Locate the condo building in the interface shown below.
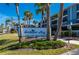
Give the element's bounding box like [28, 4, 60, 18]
[38, 4, 79, 37]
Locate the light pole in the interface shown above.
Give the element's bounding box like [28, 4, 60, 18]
[67, 19, 72, 48]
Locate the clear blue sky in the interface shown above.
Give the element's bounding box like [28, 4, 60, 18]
[0, 3, 73, 25]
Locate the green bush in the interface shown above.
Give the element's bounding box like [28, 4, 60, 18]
[8, 40, 66, 50]
[10, 29, 17, 33]
[29, 40, 66, 50]
[30, 40, 47, 43]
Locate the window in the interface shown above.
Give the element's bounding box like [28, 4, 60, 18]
[77, 12, 79, 19]
[51, 20, 57, 24]
[62, 26, 68, 30]
[63, 10, 68, 16]
[72, 25, 79, 30]
[63, 16, 68, 22]
[76, 4, 79, 10]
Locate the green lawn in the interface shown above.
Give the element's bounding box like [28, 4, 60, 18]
[0, 33, 79, 55]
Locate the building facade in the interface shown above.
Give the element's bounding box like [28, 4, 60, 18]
[38, 4, 79, 37]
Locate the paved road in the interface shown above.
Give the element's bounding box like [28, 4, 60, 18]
[61, 48, 79, 55]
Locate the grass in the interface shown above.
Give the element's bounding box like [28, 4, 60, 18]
[0, 33, 18, 40]
[0, 33, 79, 55]
[0, 33, 18, 51]
[1, 44, 79, 55]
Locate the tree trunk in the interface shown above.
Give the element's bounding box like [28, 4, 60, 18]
[29, 20, 30, 27]
[24, 20, 26, 26]
[46, 3, 51, 41]
[54, 3, 64, 41]
[40, 9, 44, 27]
[16, 4, 22, 44]
[42, 9, 44, 21]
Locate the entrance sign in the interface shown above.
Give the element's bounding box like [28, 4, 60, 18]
[21, 28, 47, 37]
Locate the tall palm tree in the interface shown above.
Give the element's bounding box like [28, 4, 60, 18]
[46, 3, 51, 40]
[24, 11, 33, 27]
[33, 20, 38, 27]
[5, 19, 10, 26]
[35, 3, 46, 27]
[5, 18, 11, 33]
[22, 16, 27, 26]
[0, 23, 4, 33]
[28, 13, 32, 26]
[35, 3, 51, 40]
[54, 3, 64, 41]
[15, 3, 22, 44]
[6, 3, 22, 44]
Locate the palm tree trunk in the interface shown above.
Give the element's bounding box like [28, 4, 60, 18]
[42, 9, 44, 21]
[24, 20, 26, 26]
[54, 3, 64, 41]
[15, 4, 22, 44]
[46, 3, 51, 41]
[29, 20, 30, 27]
[40, 9, 44, 27]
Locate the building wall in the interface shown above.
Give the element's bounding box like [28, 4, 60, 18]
[38, 4, 79, 37]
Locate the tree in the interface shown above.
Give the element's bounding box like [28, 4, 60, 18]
[0, 23, 4, 33]
[22, 16, 27, 26]
[35, 3, 51, 40]
[35, 3, 46, 27]
[46, 3, 51, 40]
[5, 18, 11, 33]
[15, 3, 22, 44]
[5, 18, 10, 26]
[54, 3, 64, 41]
[33, 20, 38, 27]
[6, 3, 22, 44]
[24, 11, 33, 27]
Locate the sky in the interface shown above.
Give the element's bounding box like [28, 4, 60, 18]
[0, 3, 73, 25]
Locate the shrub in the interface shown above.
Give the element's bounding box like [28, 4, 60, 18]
[30, 40, 47, 43]
[51, 40, 66, 49]
[8, 40, 66, 50]
[29, 40, 66, 50]
[10, 29, 17, 33]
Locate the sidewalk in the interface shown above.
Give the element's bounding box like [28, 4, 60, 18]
[58, 38, 79, 55]
[58, 39, 79, 45]
[61, 48, 79, 55]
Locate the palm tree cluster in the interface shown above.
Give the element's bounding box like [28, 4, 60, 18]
[5, 3, 64, 44]
[23, 11, 33, 27]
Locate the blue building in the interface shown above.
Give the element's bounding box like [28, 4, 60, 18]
[39, 4, 79, 37]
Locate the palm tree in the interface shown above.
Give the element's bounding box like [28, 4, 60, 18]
[46, 3, 51, 40]
[33, 20, 38, 27]
[5, 18, 11, 33]
[5, 18, 10, 26]
[15, 3, 22, 44]
[54, 3, 64, 41]
[24, 11, 33, 27]
[22, 16, 27, 26]
[28, 13, 32, 26]
[6, 3, 22, 44]
[35, 3, 46, 27]
[0, 23, 4, 33]
[35, 3, 51, 40]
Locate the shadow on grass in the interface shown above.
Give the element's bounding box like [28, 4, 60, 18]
[0, 39, 18, 51]
[0, 42, 19, 51]
[0, 39, 17, 45]
[0, 39, 8, 45]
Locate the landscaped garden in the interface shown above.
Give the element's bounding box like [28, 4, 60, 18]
[0, 34, 79, 55]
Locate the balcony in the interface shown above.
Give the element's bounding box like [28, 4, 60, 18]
[62, 22, 68, 25]
[51, 20, 57, 24]
[51, 24, 57, 27]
